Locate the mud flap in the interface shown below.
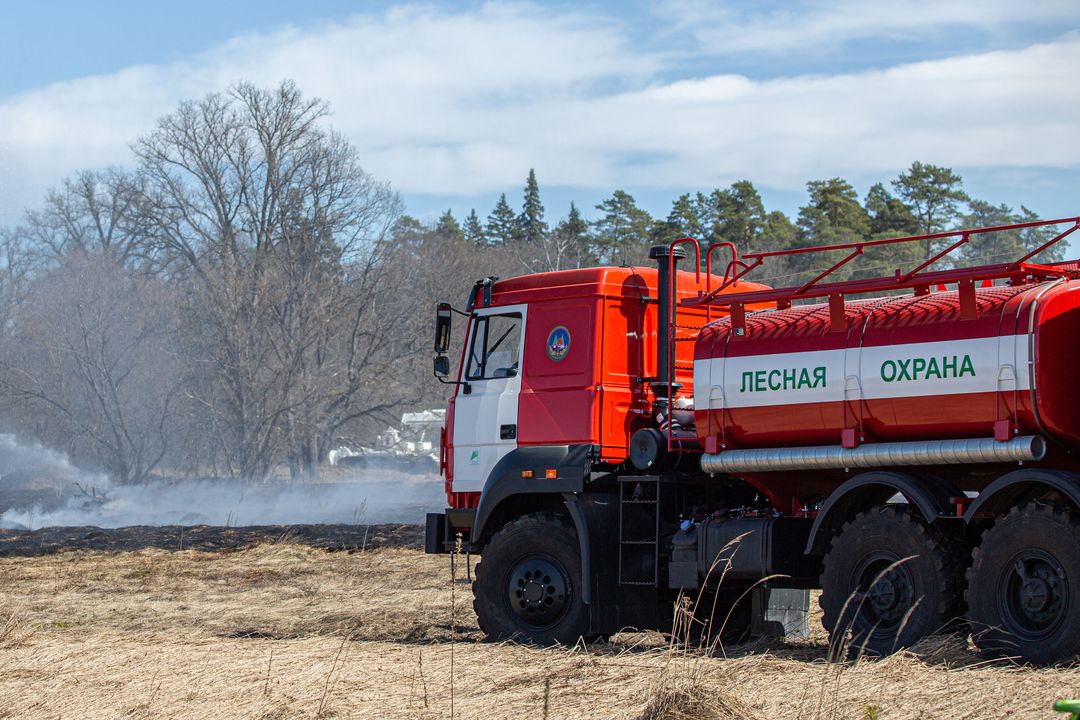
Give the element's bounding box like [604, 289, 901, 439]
[564, 490, 668, 635]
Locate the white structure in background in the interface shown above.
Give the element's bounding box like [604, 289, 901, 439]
[329, 409, 445, 474]
[380, 410, 444, 454]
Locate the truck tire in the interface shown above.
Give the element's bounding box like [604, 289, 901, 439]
[472, 513, 590, 645]
[820, 506, 963, 659]
[966, 503, 1080, 665]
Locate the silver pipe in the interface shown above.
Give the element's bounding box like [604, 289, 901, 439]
[700, 435, 1046, 474]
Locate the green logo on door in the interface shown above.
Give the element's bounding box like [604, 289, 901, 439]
[546, 325, 571, 361]
[470, 449, 480, 465]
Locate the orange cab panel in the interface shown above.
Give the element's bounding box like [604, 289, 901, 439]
[485, 265, 752, 462]
[518, 300, 598, 446]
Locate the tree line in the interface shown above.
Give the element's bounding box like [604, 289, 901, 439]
[0, 81, 1065, 484]
[420, 163, 1062, 284]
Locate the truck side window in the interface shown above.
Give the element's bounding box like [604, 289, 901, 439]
[466, 313, 522, 380]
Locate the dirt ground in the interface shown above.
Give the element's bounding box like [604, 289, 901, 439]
[0, 534, 1076, 719]
[0, 523, 423, 557]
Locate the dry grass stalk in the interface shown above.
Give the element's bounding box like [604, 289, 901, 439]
[0, 610, 30, 649]
[263, 647, 274, 696]
[316, 633, 350, 718]
[417, 649, 430, 710]
[450, 532, 464, 720]
[636, 668, 762, 720]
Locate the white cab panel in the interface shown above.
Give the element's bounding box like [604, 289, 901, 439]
[452, 304, 527, 493]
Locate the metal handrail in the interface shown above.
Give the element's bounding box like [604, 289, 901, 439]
[664, 238, 700, 452]
[688, 216, 1080, 308]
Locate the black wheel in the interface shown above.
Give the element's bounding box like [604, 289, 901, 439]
[472, 513, 590, 645]
[966, 503, 1080, 665]
[820, 506, 963, 659]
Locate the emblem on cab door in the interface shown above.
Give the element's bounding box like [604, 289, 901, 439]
[546, 326, 571, 362]
[470, 449, 480, 465]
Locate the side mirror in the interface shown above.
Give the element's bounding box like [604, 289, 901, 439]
[434, 355, 450, 377]
[434, 303, 452, 354]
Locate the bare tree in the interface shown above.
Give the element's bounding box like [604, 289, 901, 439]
[131, 80, 402, 480]
[0, 226, 34, 338]
[23, 168, 148, 267]
[0, 80, 619, 485]
[0, 253, 182, 483]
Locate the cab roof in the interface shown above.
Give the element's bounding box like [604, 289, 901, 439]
[484, 266, 765, 307]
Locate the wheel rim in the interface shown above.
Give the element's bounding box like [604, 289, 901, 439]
[505, 557, 570, 629]
[998, 549, 1069, 642]
[853, 552, 915, 633]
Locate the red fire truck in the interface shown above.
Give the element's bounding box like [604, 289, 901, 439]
[426, 215, 1080, 664]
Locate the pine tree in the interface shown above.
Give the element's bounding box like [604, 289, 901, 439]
[788, 178, 872, 282]
[865, 182, 918, 238]
[960, 203, 1062, 266]
[733, 210, 797, 286]
[652, 193, 704, 245]
[1015, 206, 1064, 263]
[486, 193, 517, 246]
[796, 179, 871, 246]
[551, 201, 592, 268]
[593, 190, 653, 264]
[762, 211, 797, 250]
[715, 181, 767, 254]
[518, 169, 547, 244]
[857, 183, 922, 276]
[684, 181, 771, 259]
[390, 215, 427, 245]
[533, 202, 592, 271]
[559, 202, 588, 241]
[891, 162, 969, 258]
[463, 208, 485, 245]
[435, 209, 464, 243]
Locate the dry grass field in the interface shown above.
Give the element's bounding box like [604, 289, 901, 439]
[0, 538, 1076, 719]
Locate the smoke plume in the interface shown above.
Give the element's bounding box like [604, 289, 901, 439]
[0, 434, 444, 530]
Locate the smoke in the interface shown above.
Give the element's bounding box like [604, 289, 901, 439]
[0, 434, 445, 530]
[0, 433, 103, 486]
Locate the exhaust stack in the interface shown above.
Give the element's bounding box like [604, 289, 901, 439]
[648, 244, 686, 400]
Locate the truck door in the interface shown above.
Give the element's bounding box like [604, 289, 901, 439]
[452, 304, 527, 493]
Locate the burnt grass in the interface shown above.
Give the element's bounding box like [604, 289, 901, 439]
[0, 522, 423, 556]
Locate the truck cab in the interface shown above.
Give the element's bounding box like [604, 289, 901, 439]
[426, 248, 778, 643]
[433, 255, 733, 508]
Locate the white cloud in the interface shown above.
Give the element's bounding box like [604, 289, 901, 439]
[1, 3, 1079, 224]
[570, 35, 1080, 187]
[0, 4, 653, 220]
[656, 0, 1080, 54]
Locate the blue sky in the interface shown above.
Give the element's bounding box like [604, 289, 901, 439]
[2, 1, 1079, 232]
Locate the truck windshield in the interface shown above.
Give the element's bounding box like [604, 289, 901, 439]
[466, 313, 521, 380]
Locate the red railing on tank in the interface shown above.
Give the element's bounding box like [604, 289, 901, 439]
[658, 215, 1080, 452]
[688, 215, 1080, 309]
